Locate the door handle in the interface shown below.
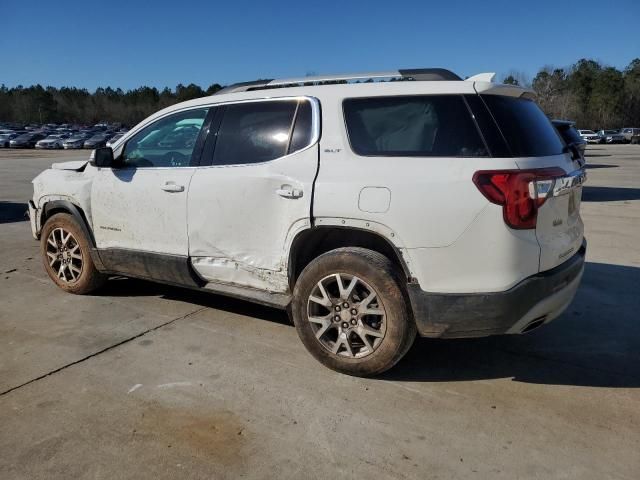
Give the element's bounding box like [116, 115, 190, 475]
[276, 186, 303, 199]
[161, 182, 185, 193]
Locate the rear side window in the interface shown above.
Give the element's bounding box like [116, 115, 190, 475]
[481, 95, 565, 157]
[289, 100, 314, 153]
[556, 125, 583, 145]
[343, 95, 487, 157]
[213, 99, 313, 166]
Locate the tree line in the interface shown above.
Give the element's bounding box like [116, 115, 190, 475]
[1, 58, 639, 129]
[504, 58, 640, 129]
[0, 83, 223, 127]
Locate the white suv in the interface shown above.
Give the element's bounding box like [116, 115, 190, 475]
[28, 68, 586, 376]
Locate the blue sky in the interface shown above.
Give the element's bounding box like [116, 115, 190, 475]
[2, 0, 639, 90]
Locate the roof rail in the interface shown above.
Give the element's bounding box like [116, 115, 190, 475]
[215, 68, 462, 95]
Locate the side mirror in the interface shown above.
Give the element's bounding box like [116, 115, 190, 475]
[91, 147, 114, 168]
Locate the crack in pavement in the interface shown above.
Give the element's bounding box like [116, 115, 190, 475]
[0, 307, 208, 397]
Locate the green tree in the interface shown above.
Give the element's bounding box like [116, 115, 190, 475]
[503, 75, 519, 85]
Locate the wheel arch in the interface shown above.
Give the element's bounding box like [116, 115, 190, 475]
[40, 200, 105, 270]
[41, 200, 96, 248]
[288, 225, 411, 289]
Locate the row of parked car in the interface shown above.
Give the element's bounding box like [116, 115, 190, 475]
[0, 123, 128, 150]
[578, 128, 640, 144]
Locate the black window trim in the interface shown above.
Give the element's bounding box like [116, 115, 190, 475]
[199, 96, 322, 168]
[341, 94, 491, 158]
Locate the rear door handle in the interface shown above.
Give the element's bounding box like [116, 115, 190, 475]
[161, 182, 185, 193]
[276, 185, 303, 199]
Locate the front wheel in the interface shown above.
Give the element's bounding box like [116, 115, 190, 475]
[292, 247, 416, 376]
[40, 213, 107, 294]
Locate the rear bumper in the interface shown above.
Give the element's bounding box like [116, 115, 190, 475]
[408, 240, 586, 338]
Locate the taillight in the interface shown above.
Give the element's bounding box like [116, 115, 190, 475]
[473, 168, 565, 229]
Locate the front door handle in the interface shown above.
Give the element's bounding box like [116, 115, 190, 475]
[276, 185, 303, 199]
[161, 182, 185, 193]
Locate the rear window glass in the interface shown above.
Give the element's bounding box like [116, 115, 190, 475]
[289, 100, 314, 153]
[343, 95, 487, 157]
[213, 101, 297, 165]
[481, 95, 564, 157]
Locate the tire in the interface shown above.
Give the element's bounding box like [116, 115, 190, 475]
[292, 247, 416, 376]
[40, 213, 107, 294]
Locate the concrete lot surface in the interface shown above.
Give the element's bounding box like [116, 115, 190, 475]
[1, 146, 639, 479]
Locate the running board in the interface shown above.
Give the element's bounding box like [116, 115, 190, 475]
[203, 281, 291, 309]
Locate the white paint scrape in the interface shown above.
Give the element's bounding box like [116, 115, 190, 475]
[156, 382, 193, 389]
[127, 384, 143, 394]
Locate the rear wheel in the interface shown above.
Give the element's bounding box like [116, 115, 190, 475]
[292, 247, 416, 376]
[40, 213, 106, 294]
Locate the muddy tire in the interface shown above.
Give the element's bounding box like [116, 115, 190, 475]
[292, 247, 416, 376]
[40, 213, 107, 294]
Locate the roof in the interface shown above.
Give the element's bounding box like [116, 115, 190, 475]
[215, 68, 464, 95]
[118, 69, 534, 142]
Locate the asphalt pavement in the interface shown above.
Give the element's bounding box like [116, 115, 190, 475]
[1, 145, 639, 479]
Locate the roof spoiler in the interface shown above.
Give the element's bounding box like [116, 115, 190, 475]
[467, 72, 535, 98]
[465, 72, 497, 82]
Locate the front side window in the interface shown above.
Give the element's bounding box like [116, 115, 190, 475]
[212, 99, 313, 166]
[343, 95, 487, 157]
[121, 108, 208, 167]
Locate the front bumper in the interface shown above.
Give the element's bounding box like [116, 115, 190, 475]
[407, 241, 586, 338]
[28, 201, 39, 239]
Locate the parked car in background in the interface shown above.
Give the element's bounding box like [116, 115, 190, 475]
[10, 132, 47, 148]
[597, 129, 625, 144]
[36, 133, 70, 149]
[578, 129, 599, 143]
[62, 133, 91, 149]
[620, 128, 640, 143]
[553, 120, 586, 157]
[0, 132, 20, 147]
[83, 133, 113, 149]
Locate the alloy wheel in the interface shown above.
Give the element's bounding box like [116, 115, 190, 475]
[45, 227, 83, 283]
[306, 273, 387, 358]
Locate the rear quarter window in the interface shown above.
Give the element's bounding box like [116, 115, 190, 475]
[343, 95, 487, 157]
[481, 95, 565, 157]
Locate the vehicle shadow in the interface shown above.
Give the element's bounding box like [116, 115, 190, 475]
[582, 186, 640, 202]
[96, 262, 639, 388]
[385, 262, 640, 388]
[99, 276, 290, 326]
[0, 201, 28, 224]
[584, 163, 618, 169]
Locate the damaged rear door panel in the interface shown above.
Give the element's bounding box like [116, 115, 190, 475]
[187, 97, 321, 293]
